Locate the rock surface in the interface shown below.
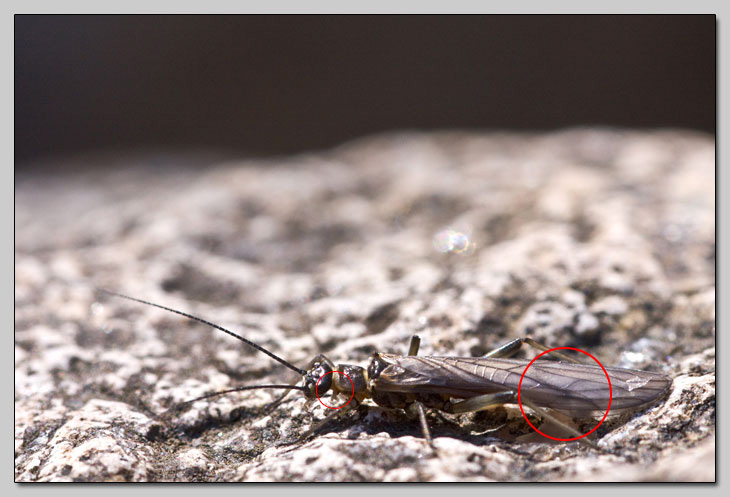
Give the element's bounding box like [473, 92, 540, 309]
[15, 129, 715, 481]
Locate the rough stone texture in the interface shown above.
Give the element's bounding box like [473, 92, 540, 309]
[15, 129, 715, 482]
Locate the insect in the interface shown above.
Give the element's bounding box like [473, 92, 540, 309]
[99, 290, 673, 448]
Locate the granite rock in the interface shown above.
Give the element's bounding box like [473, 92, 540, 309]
[15, 129, 715, 481]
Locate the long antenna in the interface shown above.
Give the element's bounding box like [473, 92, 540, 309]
[167, 384, 308, 413]
[98, 289, 307, 376]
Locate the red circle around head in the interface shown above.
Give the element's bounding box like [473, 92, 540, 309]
[517, 347, 612, 442]
[315, 371, 355, 410]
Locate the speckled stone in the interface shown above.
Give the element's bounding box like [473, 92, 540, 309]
[15, 129, 715, 481]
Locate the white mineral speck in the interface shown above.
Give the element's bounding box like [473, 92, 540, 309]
[590, 295, 629, 315]
[575, 313, 599, 334]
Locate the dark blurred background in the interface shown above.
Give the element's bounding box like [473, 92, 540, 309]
[15, 15, 715, 166]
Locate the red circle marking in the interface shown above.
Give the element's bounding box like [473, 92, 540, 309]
[315, 371, 355, 410]
[517, 347, 612, 442]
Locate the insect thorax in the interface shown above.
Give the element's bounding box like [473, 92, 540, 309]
[366, 353, 449, 410]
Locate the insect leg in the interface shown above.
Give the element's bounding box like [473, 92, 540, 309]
[405, 401, 435, 449]
[300, 402, 357, 441]
[407, 335, 421, 356]
[482, 338, 523, 358]
[264, 381, 299, 411]
[446, 390, 516, 413]
[447, 392, 597, 448]
[310, 353, 337, 371]
[519, 398, 598, 449]
[484, 337, 582, 364]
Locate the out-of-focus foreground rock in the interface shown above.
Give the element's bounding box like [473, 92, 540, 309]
[15, 129, 715, 481]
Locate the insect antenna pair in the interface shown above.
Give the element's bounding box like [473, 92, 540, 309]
[98, 291, 342, 412]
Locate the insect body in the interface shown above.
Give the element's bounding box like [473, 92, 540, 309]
[100, 290, 673, 447]
[365, 353, 672, 418]
[307, 341, 671, 446]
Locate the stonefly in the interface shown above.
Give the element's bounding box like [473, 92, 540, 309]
[99, 290, 672, 448]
